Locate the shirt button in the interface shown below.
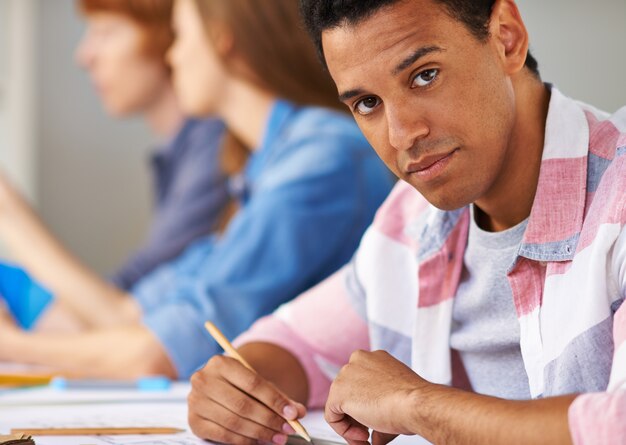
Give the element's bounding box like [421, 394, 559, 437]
[539, 261, 548, 267]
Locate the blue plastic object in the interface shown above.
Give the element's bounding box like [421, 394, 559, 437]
[50, 376, 171, 391]
[0, 263, 53, 329]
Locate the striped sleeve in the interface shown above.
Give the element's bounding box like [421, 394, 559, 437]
[234, 264, 370, 408]
[568, 224, 626, 444]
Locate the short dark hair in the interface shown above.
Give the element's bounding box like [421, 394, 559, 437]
[299, 0, 540, 77]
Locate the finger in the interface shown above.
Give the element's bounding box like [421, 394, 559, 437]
[324, 407, 370, 442]
[214, 355, 303, 420]
[189, 395, 288, 444]
[189, 411, 258, 445]
[345, 439, 370, 445]
[205, 378, 288, 433]
[371, 431, 398, 445]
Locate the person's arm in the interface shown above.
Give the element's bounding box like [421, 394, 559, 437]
[324, 349, 575, 445]
[0, 309, 175, 378]
[0, 173, 138, 327]
[566, 225, 626, 445]
[187, 261, 371, 444]
[112, 120, 229, 290]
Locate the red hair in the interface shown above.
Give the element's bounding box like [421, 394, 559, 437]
[78, 0, 174, 62]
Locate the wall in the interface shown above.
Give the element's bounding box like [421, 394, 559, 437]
[518, 0, 626, 113]
[36, 0, 154, 275]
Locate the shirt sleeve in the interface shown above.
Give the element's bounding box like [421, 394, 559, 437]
[132, 133, 386, 379]
[111, 120, 229, 290]
[234, 264, 370, 408]
[568, 224, 626, 444]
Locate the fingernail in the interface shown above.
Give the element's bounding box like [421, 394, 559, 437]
[282, 405, 297, 419]
[272, 433, 288, 445]
[282, 423, 296, 434]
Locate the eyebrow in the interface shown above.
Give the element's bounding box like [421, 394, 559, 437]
[338, 89, 365, 103]
[337, 45, 445, 103]
[392, 45, 444, 75]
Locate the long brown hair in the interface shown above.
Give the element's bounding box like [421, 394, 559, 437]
[193, 0, 346, 230]
[193, 0, 343, 114]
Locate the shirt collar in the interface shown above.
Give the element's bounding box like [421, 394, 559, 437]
[152, 118, 197, 164]
[228, 100, 297, 203]
[518, 85, 591, 262]
[244, 100, 297, 183]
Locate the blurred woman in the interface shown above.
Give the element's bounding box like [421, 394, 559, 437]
[0, 0, 229, 314]
[0, 0, 394, 379]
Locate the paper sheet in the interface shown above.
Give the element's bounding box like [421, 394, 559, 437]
[0, 402, 205, 445]
[0, 385, 431, 445]
[0, 382, 190, 406]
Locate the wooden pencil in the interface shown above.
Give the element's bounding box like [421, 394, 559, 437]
[0, 374, 54, 388]
[10, 427, 185, 436]
[205, 321, 312, 442]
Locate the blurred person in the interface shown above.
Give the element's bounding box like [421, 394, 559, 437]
[0, 0, 394, 379]
[0, 0, 231, 327]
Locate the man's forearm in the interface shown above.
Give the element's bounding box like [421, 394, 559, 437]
[412, 384, 576, 445]
[238, 342, 310, 405]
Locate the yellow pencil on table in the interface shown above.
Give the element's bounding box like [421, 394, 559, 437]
[10, 427, 184, 436]
[0, 374, 54, 388]
[204, 321, 312, 443]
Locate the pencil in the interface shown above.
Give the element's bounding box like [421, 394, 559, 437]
[0, 374, 54, 388]
[204, 321, 312, 442]
[10, 427, 185, 436]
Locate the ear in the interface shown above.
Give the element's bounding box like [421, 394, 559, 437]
[488, 0, 530, 76]
[209, 22, 235, 59]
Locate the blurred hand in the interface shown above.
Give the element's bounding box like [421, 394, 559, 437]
[188, 354, 307, 445]
[0, 301, 21, 359]
[0, 170, 15, 204]
[325, 350, 430, 445]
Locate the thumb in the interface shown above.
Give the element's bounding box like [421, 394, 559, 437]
[371, 431, 398, 445]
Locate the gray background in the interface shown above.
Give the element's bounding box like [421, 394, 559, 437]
[2, 0, 625, 275]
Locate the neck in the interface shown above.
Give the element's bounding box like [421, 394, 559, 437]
[217, 78, 275, 152]
[144, 83, 185, 139]
[474, 76, 551, 232]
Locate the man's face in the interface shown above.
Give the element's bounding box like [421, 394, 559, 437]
[323, 0, 517, 210]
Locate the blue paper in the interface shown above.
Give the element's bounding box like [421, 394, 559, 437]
[0, 263, 53, 329]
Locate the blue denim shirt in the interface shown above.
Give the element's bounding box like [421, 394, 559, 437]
[132, 101, 394, 378]
[111, 118, 229, 290]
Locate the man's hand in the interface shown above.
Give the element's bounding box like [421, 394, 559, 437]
[188, 354, 307, 445]
[325, 350, 430, 445]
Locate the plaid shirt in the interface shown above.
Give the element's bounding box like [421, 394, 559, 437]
[236, 87, 626, 444]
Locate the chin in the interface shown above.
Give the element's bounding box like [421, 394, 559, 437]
[180, 99, 213, 118]
[101, 97, 137, 118]
[420, 188, 475, 212]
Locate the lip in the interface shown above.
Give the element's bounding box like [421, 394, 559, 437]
[405, 148, 458, 181]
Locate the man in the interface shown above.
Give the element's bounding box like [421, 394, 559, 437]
[187, 0, 625, 444]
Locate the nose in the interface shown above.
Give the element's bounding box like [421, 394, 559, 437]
[386, 102, 429, 151]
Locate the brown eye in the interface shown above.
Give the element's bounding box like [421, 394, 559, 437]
[355, 96, 381, 115]
[412, 69, 438, 88]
